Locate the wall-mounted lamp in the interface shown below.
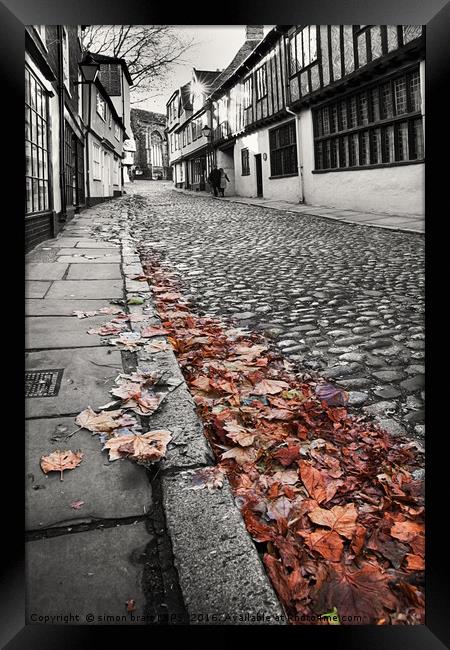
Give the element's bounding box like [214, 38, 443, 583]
[74, 54, 100, 84]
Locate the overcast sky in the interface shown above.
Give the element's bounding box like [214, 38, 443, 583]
[136, 25, 273, 114]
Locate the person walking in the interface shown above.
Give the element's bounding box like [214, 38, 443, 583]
[218, 168, 230, 197]
[207, 165, 221, 197]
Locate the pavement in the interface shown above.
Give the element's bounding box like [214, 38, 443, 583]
[25, 197, 284, 627]
[125, 180, 425, 439]
[174, 187, 425, 234]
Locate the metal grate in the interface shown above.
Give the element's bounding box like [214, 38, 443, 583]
[25, 369, 64, 398]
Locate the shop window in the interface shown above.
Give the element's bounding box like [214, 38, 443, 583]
[269, 120, 298, 177]
[25, 66, 49, 214]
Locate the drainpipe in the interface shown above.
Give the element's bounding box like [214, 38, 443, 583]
[85, 81, 92, 206]
[57, 26, 67, 221]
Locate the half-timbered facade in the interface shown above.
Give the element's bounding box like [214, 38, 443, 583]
[288, 25, 425, 215]
[167, 25, 424, 217]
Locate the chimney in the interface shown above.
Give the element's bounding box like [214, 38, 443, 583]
[246, 25, 264, 41]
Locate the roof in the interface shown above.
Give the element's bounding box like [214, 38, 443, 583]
[87, 52, 133, 87]
[130, 108, 166, 125]
[209, 38, 263, 93]
[208, 26, 290, 100]
[194, 69, 222, 87]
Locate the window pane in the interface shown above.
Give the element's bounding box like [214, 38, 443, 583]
[395, 122, 409, 161]
[360, 131, 370, 165]
[358, 92, 369, 125]
[25, 141, 32, 176]
[381, 125, 395, 162]
[370, 88, 380, 122]
[25, 70, 30, 105]
[330, 104, 338, 133]
[322, 107, 330, 134]
[30, 75, 36, 109]
[380, 82, 393, 119]
[408, 70, 421, 112]
[26, 177, 32, 213]
[371, 128, 382, 164]
[31, 110, 37, 144]
[31, 144, 38, 177]
[349, 96, 358, 127]
[411, 118, 424, 159]
[32, 179, 39, 211]
[25, 107, 31, 141]
[394, 77, 407, 115]
[349, 133, 359, 166]
[339, 101, 348, 130]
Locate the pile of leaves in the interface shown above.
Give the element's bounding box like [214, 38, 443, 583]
[74, 367, 173, 465]
[139, 252, 425, 626]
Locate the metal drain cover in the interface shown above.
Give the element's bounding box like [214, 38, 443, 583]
[25, 369, 64, 398]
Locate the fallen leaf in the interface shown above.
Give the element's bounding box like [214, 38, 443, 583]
[187, 466, 226, 491]
[73, 310, 98, 319]
[70, 500, 85, 510]
[140, 326, 169, 338]
[272, 445, 301, 467]
[223, 422, 255, 447]
[300, 529, 344, 561]
[221, 446, 257, 465]
[126, 599, 136, 612]
[40, 450, 83, 481]
[314, 562, 397, 621]
[267, 496, 292, 520]
[144, 340, 171, 353]
[315, 383, 349, 406]
[103, 430, 172, 463]
[253, 379, 291, 395]
[405, 554, 425, 571]
[390, 520, 424, 543]
[75, 407, 123, 433]
[308, 503, 358, 539]
[299, 461, 327, 504]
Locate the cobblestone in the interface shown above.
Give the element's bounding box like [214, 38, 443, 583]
[122, 182, 424, 437]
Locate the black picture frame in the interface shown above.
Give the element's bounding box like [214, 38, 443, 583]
[2, 0, 448, 645]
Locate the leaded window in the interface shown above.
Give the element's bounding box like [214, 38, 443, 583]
[269, 121, 298, 177]
[25, 66, 49, 214]
[313, 67, 424, 170]
[241, 148, 250, 175]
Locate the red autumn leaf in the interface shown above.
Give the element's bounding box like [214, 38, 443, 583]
[191, 375, 211, 391]
[40, 450, 83, 481]
[308, 503, 358, 540]
[351, 523, 367, 556]
[243, 510, 274, 542]
[263, 554, 293, 604]
[221, 446, 257, 465]
[390, 520, 424, 543]
[314, 562, 397, 621]
[272, 445, 301, 467]
[299, 461, 327, 504]
[405, 554, 425, 571]
[223, 421, 255, 447]
[300, 529, 344, 562]
[267, 496, 292, 521]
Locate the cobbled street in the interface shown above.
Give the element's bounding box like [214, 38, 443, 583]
[125, 181, 424, 438]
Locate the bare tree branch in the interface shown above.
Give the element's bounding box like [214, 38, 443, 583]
[83, 25, 195, 102]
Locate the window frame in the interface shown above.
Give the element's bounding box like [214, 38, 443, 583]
[241, 148, 250, 176]
[96, 91, 107, 121]
[269, 120, 298, 178]
[92, 141, 102, 180]
[312, 65, 424, 172]
[25, 65, 51, 215]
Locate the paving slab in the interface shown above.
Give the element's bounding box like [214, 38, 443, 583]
[26, 522, 150, 623]
[26, 263, 69, 281]
[26, 281, 51, 298]
[25, 347, 123, 417]
[26, 298, 115, 317]
[49, 238, 117, 249]
[26, 417, 151, 530]
[46, 279, 123, 300]
[162, 470, 285, 625]
[51, 247, 119, 256]
[67, 264, 122, 280]
[26, 316, 116, 349]
[57, 254, 121, 264]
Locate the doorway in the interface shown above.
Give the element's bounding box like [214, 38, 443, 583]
[255, 154, 263, 197]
